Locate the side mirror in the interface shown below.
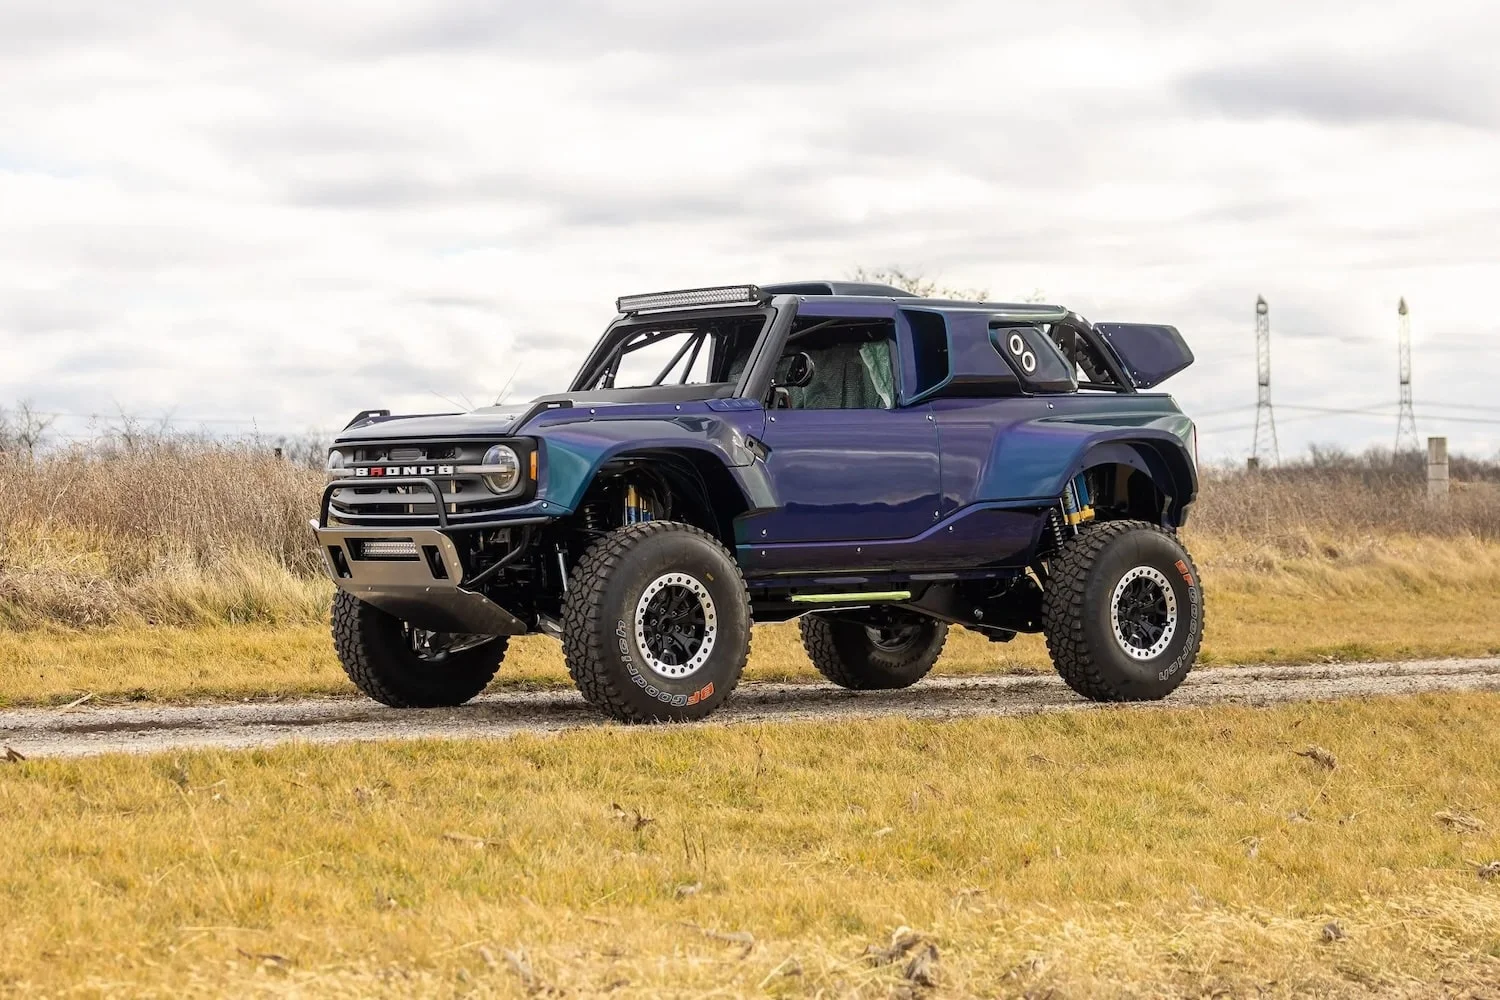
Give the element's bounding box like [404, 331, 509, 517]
[775, 351, 815, 389]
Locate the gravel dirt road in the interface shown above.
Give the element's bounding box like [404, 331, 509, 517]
[3, 657, 1498, 759]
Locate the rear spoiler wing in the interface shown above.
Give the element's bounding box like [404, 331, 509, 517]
[1093, 324, 1195, 390]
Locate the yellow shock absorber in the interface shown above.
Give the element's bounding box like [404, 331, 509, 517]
[1062, 477, 1095, 526]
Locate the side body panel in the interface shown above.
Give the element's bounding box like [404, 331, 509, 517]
[737, 501, 1042, 580]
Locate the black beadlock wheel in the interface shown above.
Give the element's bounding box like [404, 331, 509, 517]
[331, 591, 508, 707]
[562, 521, 751, 723]
[799, 612, 947, 690]
[1041, 519, 1204, 702]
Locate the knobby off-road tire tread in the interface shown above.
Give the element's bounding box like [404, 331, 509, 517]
[799, 615, 947, 690]
[561, 521, 752, 723]
[331, 591, 507, 708]
[1041, 519, 1205, 702]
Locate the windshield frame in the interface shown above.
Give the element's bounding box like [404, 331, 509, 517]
[568, 303, 790, 398]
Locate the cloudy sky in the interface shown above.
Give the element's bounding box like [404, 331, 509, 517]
[2, 0, 1498, 461]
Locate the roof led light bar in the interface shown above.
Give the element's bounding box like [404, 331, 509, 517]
[616, 284, 764, 314]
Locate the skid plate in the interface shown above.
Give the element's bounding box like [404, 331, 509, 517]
[311, 522, 529, 635]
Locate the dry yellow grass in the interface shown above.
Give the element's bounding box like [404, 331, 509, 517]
[3, 441, 1498, 631]
[3, 442, 1499, 708]
[3, 693, 1499, 997]
[1189, 531, 1500, 666]
[4, 532, 1498, 708]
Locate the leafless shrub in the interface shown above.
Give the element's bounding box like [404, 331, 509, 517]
[0, 435, 327, 627]
[0, 401, 56, 458]
[1, 428, 1498, 628]
[1194, 447, 1500, 542]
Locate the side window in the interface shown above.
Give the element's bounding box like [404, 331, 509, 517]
[903, 310, 950, 397]
[777, 318, 896, 410]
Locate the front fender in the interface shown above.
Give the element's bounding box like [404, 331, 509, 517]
[530, 409, 772, 514]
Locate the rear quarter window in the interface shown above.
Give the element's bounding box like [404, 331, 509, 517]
[903, 310, 951, 396]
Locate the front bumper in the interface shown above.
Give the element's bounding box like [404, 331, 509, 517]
[313, 477, 544, 636]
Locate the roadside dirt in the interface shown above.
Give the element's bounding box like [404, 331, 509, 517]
[3, 657, 1498, 758]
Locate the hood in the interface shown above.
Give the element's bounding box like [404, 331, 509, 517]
[334, 405, 531, 442]
[334, 384, 744, 443]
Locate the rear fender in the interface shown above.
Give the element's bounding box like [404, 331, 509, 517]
[980, 419, 1197, 527]
[1070, 438, 1198, 527]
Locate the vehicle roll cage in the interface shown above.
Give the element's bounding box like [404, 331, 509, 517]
[578, 289, 1137, 404]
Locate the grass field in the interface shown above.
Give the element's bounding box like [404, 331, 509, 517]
[3, 442, 1499, 708]
[3, 692, 1499, 997]
[3, 532, 1498, 707]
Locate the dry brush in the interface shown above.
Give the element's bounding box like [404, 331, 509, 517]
[1, 440, 1497, 630]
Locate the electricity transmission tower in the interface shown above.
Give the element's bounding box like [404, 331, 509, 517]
[1250, 295, 1279, 466]
[1395, 297, 1419, 454]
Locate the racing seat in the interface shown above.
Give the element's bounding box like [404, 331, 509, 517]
[793, 340, 893, 409]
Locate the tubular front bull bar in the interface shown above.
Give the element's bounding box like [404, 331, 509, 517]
[320, 475, 453, 529]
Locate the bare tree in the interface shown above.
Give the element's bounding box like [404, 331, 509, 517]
[850, 267, 992, 301]
[1, 401, 55, 458]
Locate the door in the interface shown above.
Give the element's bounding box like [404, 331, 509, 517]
[750, 314, 941, 545]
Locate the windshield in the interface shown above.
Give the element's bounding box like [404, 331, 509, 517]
[576, 313, 767, 391]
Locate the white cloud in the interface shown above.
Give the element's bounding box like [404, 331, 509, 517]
[1, 0, 1497, 457]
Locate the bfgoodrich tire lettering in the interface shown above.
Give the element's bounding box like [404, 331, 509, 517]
[562, 521, 751, 723]
[331, 591, 506, 707]
[1042, 520, 1204, 702]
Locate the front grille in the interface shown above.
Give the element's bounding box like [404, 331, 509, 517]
[327, 440, 528, 525]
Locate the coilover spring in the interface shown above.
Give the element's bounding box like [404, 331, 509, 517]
[1047, 506, 1067, 551]
[580, 502, 607, 534]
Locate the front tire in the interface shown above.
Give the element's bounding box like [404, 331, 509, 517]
[799, 612, 947, 690]
[562, 521, 751, 723]
[331, 591, 507, 707]
[1042, 519, 1204, 701]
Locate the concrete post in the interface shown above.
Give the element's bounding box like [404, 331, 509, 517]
[1427, 437, 1449, 499]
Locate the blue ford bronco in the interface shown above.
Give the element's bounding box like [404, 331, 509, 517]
[314, 281, 1203, 722]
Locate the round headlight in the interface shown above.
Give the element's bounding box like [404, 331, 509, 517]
[326, 449, 346, 478]
[481, 444, 521, 494]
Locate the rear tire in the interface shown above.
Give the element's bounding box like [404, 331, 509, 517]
[331, 591, 507, 707]
[562, 521, 751, 723]
[799, 612, 947, 690]
[1042, 520, 1203, 701]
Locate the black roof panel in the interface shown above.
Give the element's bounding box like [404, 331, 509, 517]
[762, 280, 921, 298]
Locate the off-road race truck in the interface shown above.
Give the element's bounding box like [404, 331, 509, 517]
[313, 281, 1203, 722]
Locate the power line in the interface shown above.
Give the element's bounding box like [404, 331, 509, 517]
[1189, 404, 1258, 419]
[1279, 403, 1396, 416]
[1415, 400, 1500, 414]
[1199, 408, 1500, 435]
